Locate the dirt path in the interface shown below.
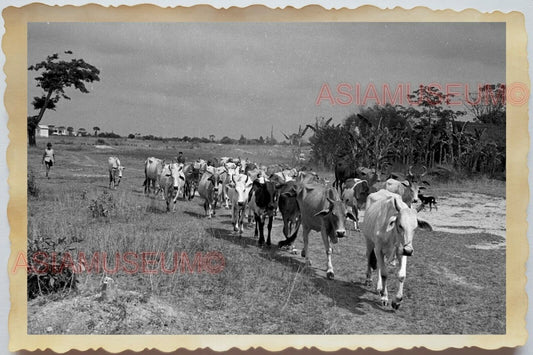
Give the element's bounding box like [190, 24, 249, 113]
[416, 192, 506, 240]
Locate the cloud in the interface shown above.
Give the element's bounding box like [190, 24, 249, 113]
[27, 22, 505, 139]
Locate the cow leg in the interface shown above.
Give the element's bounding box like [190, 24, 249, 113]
[239, 209, 245, 234]
[254, 214, 260, 239]
[246, 205, 253, 224]
[172, 188, 179, 212]
[375, 249, 389, 306]
[353, 208, 360, 231]
[165, 192, 171, 212]
[301, 226, 311, 266]
[109, 172, 113, 189]
[320, 228, 334, 279]
[392, 254, 408, 310]
[236, 208, 244, 235]
[365, 239, 376, 286]
[266, 215, 273, 247]
[283, 218, 289, 239]
[257, 214, 265, 246]
[224, 186, 230, 209]
[232, 206, 239, 232]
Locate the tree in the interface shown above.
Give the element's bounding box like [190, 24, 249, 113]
[238, 134, 247, 145]
[282, 125, 310, 164]
[27, 51, 100, 146]
[464, 84, 506, 126]
[67, 126, 74, 136]
[128, 133, 135, 139]
[209, 134, 215, 142]
[93, 126, 100, 136]
[220, 136, 235, 144]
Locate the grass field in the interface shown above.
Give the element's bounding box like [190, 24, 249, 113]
[26, 137, 505, 334]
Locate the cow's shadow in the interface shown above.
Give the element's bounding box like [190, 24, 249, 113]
[183, 210, 207, 219]
[255, 245, 383, 316]
[201, 219, 385, 316]
[206, 227, 259, 249]
[144, 204, 169, 214]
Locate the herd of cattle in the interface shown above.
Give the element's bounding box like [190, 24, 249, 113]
[107, 156, 436, 310]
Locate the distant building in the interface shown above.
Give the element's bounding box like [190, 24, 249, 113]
[56, 126, 67, 136]
[37, 125, 49, 138]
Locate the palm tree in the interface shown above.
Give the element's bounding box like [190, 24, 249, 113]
[93, 126, 100, 137]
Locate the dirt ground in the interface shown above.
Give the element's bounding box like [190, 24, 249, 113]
[416, 192, 506, 249]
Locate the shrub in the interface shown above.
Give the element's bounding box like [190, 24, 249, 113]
[27, 234, 78, 299]
[95, 138, 107, 145]
[28, 169, 39, 198]
[89, 190, 116, 218]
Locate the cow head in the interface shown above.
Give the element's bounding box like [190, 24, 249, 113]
[169, 163, 185, 189]
[315, 189, 356, 244]
[343, 178, 369, 210]
[208, 172, 222, 196]
[232, 174, 253, 208]
[399, 179, 421, 204]
[386, 196, 433, 256]
[407, 165, 430, 186]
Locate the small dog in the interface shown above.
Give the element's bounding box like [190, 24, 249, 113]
[418, 193, 437, 211]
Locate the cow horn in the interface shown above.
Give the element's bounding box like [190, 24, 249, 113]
[421, 165, 428, 177]
[393, 196, 402, 212]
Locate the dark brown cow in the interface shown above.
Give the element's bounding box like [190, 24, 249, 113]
[277, 181, 301, 250]
[248, 180, 279, 247]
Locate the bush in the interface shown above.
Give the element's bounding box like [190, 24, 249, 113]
[28, 169, 39, 198]
[98, 132, 121, 138]
[27, 234, 78, 299]
[95, 138, 107, 145]
[89, 190, 116, 218]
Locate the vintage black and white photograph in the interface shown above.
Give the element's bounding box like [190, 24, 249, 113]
[25, 20, 507, 335]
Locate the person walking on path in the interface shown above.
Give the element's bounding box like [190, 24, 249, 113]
[42, 142, 55, 178]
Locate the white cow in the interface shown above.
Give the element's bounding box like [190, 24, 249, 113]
[227, 173, 253, 234]
[361, 189, 432, 310]
[108, 157, 124, 189]
[221, 163, 241, 209]
[159, 163, 185, 212]
[144, 157, 164, 196]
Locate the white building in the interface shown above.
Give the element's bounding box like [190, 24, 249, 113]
[37, 125, 49, 138]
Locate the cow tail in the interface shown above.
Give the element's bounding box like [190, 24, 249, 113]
[369, 249, 377, 270]
[278, 218, 301, 248]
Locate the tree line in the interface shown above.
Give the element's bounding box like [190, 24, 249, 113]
[306, 85, 506, 178]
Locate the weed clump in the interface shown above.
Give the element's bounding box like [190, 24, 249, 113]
[89, 190, 116, 218]
[27, 234, 78, 300]
[28, 169, 39, 198]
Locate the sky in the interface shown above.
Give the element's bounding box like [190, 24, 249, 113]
[27, 22, 505, 140]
